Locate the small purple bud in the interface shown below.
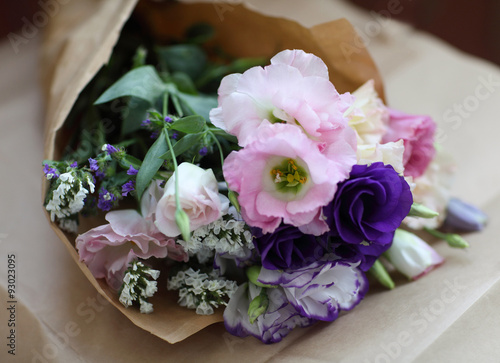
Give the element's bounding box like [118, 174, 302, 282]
[164, 116, 173, 123]
[70, 161, 78, 168]
[126, 165, 139, 175]
[104, 144, 119, 154]
[171, 132, 179, 140]
[199, 146, 208, 156]
[141, 119, 151, 127]
[121, 180, 135, 197]
[89, 158, 99, 172]
[43, 164, 60, 179]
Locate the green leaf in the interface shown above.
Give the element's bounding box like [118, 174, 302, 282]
[135, 130, 169, 199]
[177, 92, 217, 120]
[156, 45, 207, 80]
[160, 133, 203, 161]
[170, 115, 205, 134]
[121, 97, 150, 135]
[94, 66, 166, 105]
[171, 72, 197, 95]
[119, 154, 143, 171]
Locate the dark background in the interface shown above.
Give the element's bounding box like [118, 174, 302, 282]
[2, 0, 500, 66]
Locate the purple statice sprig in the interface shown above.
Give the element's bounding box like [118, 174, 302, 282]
[43, 163, 60, 180]
[121, 180, 135, 197]
[97, 187, 119, 212]
[141, 111, 178, 139]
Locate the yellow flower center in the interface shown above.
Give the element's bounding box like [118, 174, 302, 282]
[270, 159, 308, 189]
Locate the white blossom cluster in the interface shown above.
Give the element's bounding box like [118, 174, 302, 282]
[45, 171, 95, 222]
[177, 216, 254, 264]
[119, 261, 160, 314]
[167, 268, 238, 315]
[58, 218, 78, 234]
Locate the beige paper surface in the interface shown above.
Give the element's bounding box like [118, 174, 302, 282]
[41, 0, 385, 344]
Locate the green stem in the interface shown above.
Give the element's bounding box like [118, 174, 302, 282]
[207, 129, 225, 168]
[424, 227, 469, 248]
[163, 93, 180, 210]
[423, 227, 447, 240]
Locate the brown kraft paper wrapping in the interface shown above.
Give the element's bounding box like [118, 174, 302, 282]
[41, 0, 385, 344]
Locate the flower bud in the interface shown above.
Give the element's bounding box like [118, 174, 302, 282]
[248, 289, 269, 324]
[227, 189, 241, 213]
[407, 202, 439, 219]
[246, 266, 275, 288]
[442, 197, 487, 232]
[369, 259, 395, 289]
[175, 208, 191, 242]
[385, 229, 444, 280]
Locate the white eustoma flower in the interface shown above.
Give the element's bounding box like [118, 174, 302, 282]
[385, 229, 444, 280]
[348, 79, 389, 145]
[357, 140, 405, 175]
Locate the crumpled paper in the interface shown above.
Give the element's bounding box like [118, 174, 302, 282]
[42, 0, 384, 343]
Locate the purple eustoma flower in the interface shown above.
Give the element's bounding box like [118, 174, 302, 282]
[323, 162, 412, 271]
[258, 259, 368, 321]
[223, 283, 315, 344]
[252, 224, 325, 270]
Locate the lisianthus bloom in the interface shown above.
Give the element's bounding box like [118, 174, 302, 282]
[258, 259, 368, 321]
[356, 140, 405, 175]
[155, 163, 229, 237]
[349, 79, 389, 145]
[76, 210, 187, 290]
[252, 224, 325, 270]
[223, 283, 314, 344]
[210, 49, 355, 147]
[223, 122, 356, 235]
[382, 108, 436, 178]
[385, 229, 444, 280]
[323, 162, 413, 271]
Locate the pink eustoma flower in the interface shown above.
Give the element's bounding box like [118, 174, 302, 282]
[223, 122, 355, 235]
[76, 209, 187, 290]
[210, 49, 354, 147]
[382, 108, 436, 178]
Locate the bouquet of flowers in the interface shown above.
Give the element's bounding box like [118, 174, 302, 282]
[42, 1, 487, 345]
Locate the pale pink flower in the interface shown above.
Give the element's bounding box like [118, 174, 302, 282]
[382, 108, 436, 178]
[76, 210, 187, 290]
[210, 49, 354, 147]
[223, 122, 355, 235]
[155, 163, 229, 237]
